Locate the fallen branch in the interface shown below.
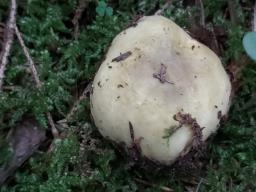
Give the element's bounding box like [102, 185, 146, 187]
[0, 0, 17, 91]
[154, 0, 172, 15]
[15, 25, 59, 138]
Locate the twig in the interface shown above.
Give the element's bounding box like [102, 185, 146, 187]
[195, 178, 204, 192]
[0, 23, 5, 41]
[210, 25, 220, 55]
[154, 0, 172, 15]
[228, 0, 238, 25]
[57, 82, 92, 124]
[253, 1, 256, 31]
[0, 0, 17, 91]
[197, 0, 205, 26]
[153, 63, 174, 84]
[2, 85, 18, 91]
[46, 113, 59, 138]
[72, 0, 88, 38]
[112, 51, 132, 62]
[15, 25, 59, 138]
[134, 178, 173, 192]
[15, 25, 41, 87]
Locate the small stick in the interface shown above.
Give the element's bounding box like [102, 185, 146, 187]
[64, 82, 92, 122]
[129, 121, 135, 141]
[112, 51, 132, 62]
[72, 0, 88, 38]
[210, 25, 220, 55]
[15, 25, 59, 138]
[153, 64, 173, 84]
[154, 0, 172, 15]
[46, 113, 59, 138]
[197, 0, 205, 26]
[134, 178, 173, 192]
[15, 25, 41, 87]
[228, 0, 237, 25]
[0, 0, 17, 91]
[195, 178, 204, 192]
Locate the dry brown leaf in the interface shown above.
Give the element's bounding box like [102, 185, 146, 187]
[0, 119, 46, 185]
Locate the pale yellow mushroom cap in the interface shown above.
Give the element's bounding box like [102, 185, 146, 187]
[90, 15, 231, 165]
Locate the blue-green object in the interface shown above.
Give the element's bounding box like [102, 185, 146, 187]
[96, 1, 113, 17]
[243, 31, 256, 61]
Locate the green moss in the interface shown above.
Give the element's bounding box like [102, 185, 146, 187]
[0, 0, 255, 191]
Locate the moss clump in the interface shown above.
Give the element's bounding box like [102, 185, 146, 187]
[0, 0, 255, 191]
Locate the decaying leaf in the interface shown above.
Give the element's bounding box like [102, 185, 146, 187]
[0, 119, 46, 185]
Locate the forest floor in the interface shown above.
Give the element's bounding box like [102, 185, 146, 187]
[0, 0, 256, 191]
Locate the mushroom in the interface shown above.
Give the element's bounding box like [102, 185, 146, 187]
[90, 15, 231, 165]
